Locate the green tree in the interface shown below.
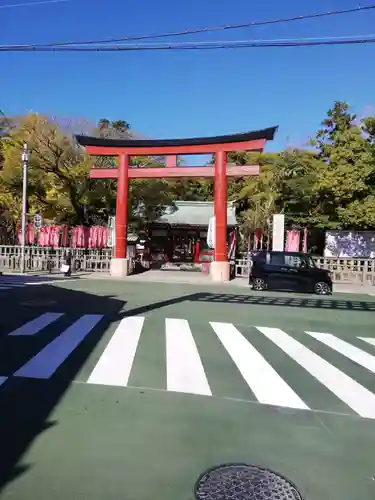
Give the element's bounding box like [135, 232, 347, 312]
[96, 118, 131, 139]
[312, 101, 375, 229]
[276, 149, 321, 227]
[1, 113, 93, 226]
[226, 152, 282, 237]
[363, 116, 375, 144]
[0, 114, 175, 232]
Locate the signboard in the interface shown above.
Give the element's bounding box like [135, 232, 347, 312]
[207, 216, 215, 249]
[107, 216, 115, 247]
[34, 214, 42, 228]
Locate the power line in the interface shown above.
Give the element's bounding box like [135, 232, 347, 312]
[0, 0, 68, 9]
[1, 34, 375, 52]
[4, 3, 375, 48]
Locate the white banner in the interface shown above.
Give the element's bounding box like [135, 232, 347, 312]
[207, 216, 215, 249]
[272, 214, 285, 251]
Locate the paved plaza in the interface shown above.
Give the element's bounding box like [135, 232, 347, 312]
[0, 277, 375, 499]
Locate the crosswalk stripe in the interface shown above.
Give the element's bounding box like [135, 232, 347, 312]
[0, 376, 7, 387]
[256, 326, 375, 419]
[8, 313, 64, 336]
[166, 318, 211, 396]
[306, 331, 375, 374]
[211, 322, 308, 410]
[0, 283, 24, 287]
[14, 314, 104, 379]
[87, 316, 144, 387]
[358, 337, 375, 348]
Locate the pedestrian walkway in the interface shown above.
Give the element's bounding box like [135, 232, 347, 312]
[77, 270, 375, 295]
[2, 313, 375, 419]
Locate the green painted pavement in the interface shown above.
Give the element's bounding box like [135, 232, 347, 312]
[0, 280, 374, 500]
[1, 385, 375, 500]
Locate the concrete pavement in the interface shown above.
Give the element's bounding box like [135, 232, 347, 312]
[2, 269, 374, 294]
[83, 270, 375, 295]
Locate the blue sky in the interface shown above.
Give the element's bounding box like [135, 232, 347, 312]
[2, 0, 375, 161]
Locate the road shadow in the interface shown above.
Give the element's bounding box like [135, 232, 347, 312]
[187, 292, 375, 312]
[0, 284, 126, 492]
[105, 291, 375, 320]
[106, 291, 375, 318]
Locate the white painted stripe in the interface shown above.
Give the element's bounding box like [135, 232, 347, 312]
[306, 331, 375, 374]
[0, 376, 7, 387]
[211, 322, 308, 409]
[87, 316, 144, 386]
[0, 283, 25, 287]
[166, 318, 211, 396]
[0, 287, 11, 291]
[256, 326, 375, 419]
[14, 314, 103, 379]
[359, 337, 375, 348]
[26, 280, 77, 285]
[8, 313, 63, 336]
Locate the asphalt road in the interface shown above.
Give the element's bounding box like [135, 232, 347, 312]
[0, 279, 375, 500]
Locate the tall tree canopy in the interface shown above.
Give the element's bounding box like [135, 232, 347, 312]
[312, 101, 375, 228]
[0, 114, 174, 234]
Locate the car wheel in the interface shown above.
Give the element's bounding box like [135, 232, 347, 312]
[314, 281, 331, 295]
[252, 278, 267, 291]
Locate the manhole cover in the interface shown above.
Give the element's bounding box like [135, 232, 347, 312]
[194, 463, 303, 500]
[21, 299, 57, 306]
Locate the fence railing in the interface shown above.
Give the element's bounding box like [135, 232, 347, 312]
[235, 258, 252, 279]
[314, 257, 375, 284]
[235, 256, 375, 285]
[0, 246, 113, 274]
[1, 245, 375, 284]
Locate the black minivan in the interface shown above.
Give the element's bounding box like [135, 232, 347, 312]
[249, 251, 332, 295]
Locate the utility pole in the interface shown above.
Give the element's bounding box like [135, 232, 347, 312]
[20, 143, 29, 274]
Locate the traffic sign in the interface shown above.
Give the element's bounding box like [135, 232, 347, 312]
[34, 214, 42, 228]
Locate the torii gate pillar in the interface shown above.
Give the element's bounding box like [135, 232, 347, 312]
[210, 150, 229, 282]
[110, 153, 130, 277]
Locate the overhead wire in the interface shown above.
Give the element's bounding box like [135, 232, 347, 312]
[0, 0, 68, 9]
[2, 3, 375, 49]
[2, 34, 375, 51]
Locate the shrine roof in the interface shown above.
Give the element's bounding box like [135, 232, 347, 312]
[75, 126, 277, 149]
[155, 201, 237, 227]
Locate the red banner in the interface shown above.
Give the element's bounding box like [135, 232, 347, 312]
[285, 230, 300, 252]
[18, 223, 35, 245]
[19, 224, 110, 248]
[303, 227, 308, 253]
[254, 228, 263, 250]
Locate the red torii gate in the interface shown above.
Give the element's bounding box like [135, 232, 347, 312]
[75, 126, 277, 281]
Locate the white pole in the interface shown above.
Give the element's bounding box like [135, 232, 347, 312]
[20, 143, 29, 274]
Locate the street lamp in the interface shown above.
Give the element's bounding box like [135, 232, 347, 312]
[20, 143, 29, 274]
